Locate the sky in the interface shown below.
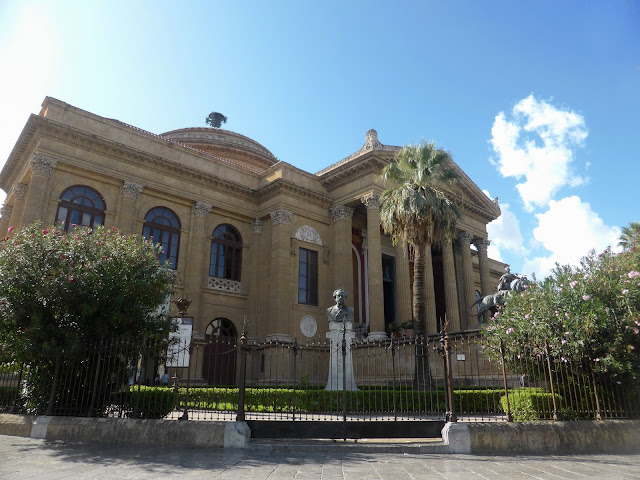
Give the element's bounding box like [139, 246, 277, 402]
[0, 0, 638, 281]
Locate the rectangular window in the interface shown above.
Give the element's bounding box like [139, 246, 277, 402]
[298, 248, 318, 305]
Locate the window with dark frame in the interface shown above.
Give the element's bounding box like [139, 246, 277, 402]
[210, 224, 243, 281]
[142, 207, 181, 269]
[55, 185, 106, 232]
[298, 247, 318, 305]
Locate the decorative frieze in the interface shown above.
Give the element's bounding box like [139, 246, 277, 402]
[270, 209, 293, 226]
[360, 193, 380, 210]
[193, 201, 213, 218]
[30, 154, 58, 177]
[208, 277, 242, 293]
[120, 180, 143, 199]
[295, 225, 322, 246]
[252, 218, 264, 234]
[330, 205, 354, 222]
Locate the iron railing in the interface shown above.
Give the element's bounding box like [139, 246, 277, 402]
[1, 329, 638, 423]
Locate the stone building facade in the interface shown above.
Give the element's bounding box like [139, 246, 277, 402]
[0, 97, 506, 361]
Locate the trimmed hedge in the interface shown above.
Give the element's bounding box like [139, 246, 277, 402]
[500, 388, 563, 421]
[121, 387, 179, 419]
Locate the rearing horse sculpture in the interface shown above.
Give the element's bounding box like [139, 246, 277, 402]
[470, 272, 530, 320]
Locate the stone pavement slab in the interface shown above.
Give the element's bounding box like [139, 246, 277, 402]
[2, 434, 640, 479]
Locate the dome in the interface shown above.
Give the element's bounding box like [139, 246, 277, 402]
[161, 127, 278, 172]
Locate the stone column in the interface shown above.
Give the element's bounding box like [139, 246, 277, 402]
[423, 243, 439, 335]
[441, 240, 461, 332]
[21, 155, 57, 226]
[268, 209, 293, 341]
[361, 193, 386, 340]
[329, 205, 354, 303]
[474, 238, 492, 323]
[457, 231, 476, 330]
[184, 201, 212, 321]
[8, 184, 28, 229]
[249, 218, 264, 338]
[394, 242, 412, 326]
[0, 205, 13, 238]
[118, 180, 143, 233]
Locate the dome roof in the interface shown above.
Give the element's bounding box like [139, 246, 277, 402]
[161, 127, 278, 171]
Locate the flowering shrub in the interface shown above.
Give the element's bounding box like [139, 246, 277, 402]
[0, 223, 174, 414]
[483, 244, 640, 387]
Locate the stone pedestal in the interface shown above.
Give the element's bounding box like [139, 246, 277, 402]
[325, 321, 358, 391]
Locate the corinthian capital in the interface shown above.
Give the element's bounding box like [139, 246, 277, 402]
[457, 231, 473, 246]
[30, 154, 58, 177]
[360, 193, 380, 210]
[120, 180, 144, 199]
[12, 183, 28, 199]
[474, 237, 490, 253]
[270, 209, 293, 226]
[329, 205, 354, 222]
[0, 205, 13, 219]
[193, 201, 213, 218]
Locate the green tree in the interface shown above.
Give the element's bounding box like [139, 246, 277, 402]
[0, 224, 174, 414]
[484, 245, 640, 388]
[379, 142, 461, 339]
[618, 222, 640, 251]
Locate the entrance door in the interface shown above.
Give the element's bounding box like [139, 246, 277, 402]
[203, 318, 237, 385]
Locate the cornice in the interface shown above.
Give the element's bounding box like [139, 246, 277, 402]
[38, 120, 257, 201]
[0, 115, 44, 192]
[254, 177, 331, 208]
[318, 152, 390, 191]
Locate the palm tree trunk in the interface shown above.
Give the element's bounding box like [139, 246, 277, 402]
[412, 242, 431, 389]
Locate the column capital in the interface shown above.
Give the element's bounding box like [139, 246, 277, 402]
[12, 183, 28, 199]
[457, 231, 473, 245]
[1, 205, 12, 218]
[360, 192, 380, 210]
[120, 180, 144, 199]
[330, 205, 353, 222]
[252, 218, 264, 234]
[270, 209, 293, 226]
[193, 201, 213, 218]
[474, 237, 490, 252]
[30, 154, 58, 177]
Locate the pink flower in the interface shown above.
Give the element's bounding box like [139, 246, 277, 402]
[525, 314, 530, 319]
[582, 295, 590, 301]
[506, 327, 515, 335]
[634, 328, 639, 335]
[594, 358, 600, 362]
[622, 289, 629, 295]
[569, 281, 578, 288]
[561, 339, 567, 344]
[628, 271, 640, 279]
[7, 227, 13, 233]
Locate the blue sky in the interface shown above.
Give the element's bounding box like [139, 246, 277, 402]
[1, 1, 638, 280]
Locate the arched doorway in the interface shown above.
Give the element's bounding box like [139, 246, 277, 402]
[203, 318, 237, 385]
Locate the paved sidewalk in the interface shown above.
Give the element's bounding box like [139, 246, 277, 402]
[2, 435, 640, 479]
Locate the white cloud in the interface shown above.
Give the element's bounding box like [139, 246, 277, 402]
[490, 94, 588, 211]
[486, 202, 526, 263]
[521, 196, 620, 279]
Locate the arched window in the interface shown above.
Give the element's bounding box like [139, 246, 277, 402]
[210, 224, 242, 281]
[55, 185, 106, 231]
[142, 207, 181, 269]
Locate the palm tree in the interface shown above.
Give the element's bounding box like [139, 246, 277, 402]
[618, 222, 640, 251]
[379, 142, 461, 385]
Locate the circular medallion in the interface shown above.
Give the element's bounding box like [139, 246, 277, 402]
[300, 315, 318, 338]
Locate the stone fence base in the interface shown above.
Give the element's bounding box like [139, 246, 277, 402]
[442, 420, 640, 455]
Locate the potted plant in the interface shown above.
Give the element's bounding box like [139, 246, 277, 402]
[399, 320, 415, 337]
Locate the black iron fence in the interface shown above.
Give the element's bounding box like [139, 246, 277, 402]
[1, 329, 638, 423]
